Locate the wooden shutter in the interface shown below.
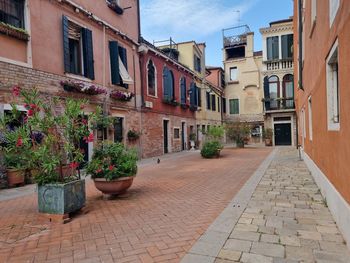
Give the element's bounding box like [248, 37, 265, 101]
[181, 78, 186, 104]
[217, 97, 220, 112]
[118, 46, 129, 88]
[197, 86, 201, 107]
[222, 98, 226, 113]
[206, 92, 211, 110]
[267, 37, 272, 60]
[109, 41, 120, 85]
[282, 35, 288, 59]
[62, 15, 70, 73]
[163, 68, 169, 100]
[211, 94, 216, 111]
[234, 99, 239, 114]
[263, 76, 270, 111]
[272, 36, 279, 60]
[82, 28, 95, 80]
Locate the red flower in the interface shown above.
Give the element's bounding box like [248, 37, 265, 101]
[84, 133, 94, 143]
[23, 116, 28, 123]
[82, 119, 88, 126]
[69, 162, 79, 169]
[24, 103, 30, 110]
[16, 137, 23, 147]
[109, 165, 114, 171]
[12, 86, 21, 96]
[27, 109, 34, 117]
[96, 168, 102, 174]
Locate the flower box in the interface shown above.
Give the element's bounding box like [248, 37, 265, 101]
[0, 22, 30, 42]
[110, 90, 134, 102]
[162, 98, 179, 106]
[60, 80, 107, 95]
[107, 1, 124, 15]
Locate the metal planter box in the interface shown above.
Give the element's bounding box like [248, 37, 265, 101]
[38, 179, 86, 215]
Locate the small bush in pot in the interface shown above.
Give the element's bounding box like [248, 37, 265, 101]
[201, 141, 223, 159]
[86, 141, 138, 195]
[226, 122, 251, 148]
[263, 128, 273, 146]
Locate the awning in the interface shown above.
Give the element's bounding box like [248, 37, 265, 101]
[119, 56, 134, 84]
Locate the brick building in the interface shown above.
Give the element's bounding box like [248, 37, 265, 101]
[294, 0, 350, 246]
[0, 0, 142, 164]
[139, 39, 197, 158]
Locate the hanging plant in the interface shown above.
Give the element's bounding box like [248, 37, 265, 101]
[60, 80, 107, 95]
[127, 129, 140, 141]
[110, 90, 134, 102]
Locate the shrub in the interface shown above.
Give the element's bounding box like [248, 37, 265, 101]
[207, 126, 225, 141]
[226, 122, 251, 148]
[86, 141, 138, 181]
[201, 141, 223, 159]
[262, 128, 273, 139]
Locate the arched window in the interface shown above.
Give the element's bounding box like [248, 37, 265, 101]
[283, 74, 294, 108]
[163, 67, 174, 101]
[147, 60, 156, 96]
[180, 77, 186, 104]
[268, 75, 279, 109]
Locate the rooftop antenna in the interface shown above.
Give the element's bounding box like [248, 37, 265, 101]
[233, 10, 241, 26]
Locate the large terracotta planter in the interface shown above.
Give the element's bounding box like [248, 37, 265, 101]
[7, 169, 25, 187]
[93, 176, 135, 195]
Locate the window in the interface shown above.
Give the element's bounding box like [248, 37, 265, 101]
[222, 98, 227, 113]
[174, 128, 180, 139]
[147, 60, 156, 96]
[0, 0, 25, 29]
[326, 40, 340, 130]
[180, 77, 186, 104]
[109, 41, 133, 88]
[163, 67, 174, 101]
[206, 91, 211, 110]
[62, 16, 95, 79]
[217, 97, 220, 112]
[230, 67, 238, 81]
[329, 0, 340, 25]
[221, 72, 225, 88]
[268, 76, 279, 109]
[114, 117, 123, 143]
[311, 0, 317, 25]
[308, 96, 313, 140]
[267, 36, 279, 60]
[229, 99, 239, 114]
[211, 94, 216, 111]
[197, 87, 201, 107]
[281, 34, 293, 59]
[194, 55, 201, 73]
[190, 82, 197, 107]
[282, 74, 294, 108]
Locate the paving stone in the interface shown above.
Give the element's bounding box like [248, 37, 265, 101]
[297, 230, 322, 241]
[229, 231, 260, 242]
[279, 235, 300, 246]
[314, 250, 350, 263]
[316, 225, 340, 234]
[235, 224, 258, 232]
[319, 241, 349, 253]
[223, 239, 251, 252]
[260, 234, 279, 244]
[240, 252, 273, 263]
[250, 242, 284, 258]
[285, 246, 313, 261]
[217, 249, 241, 261]
[300, 239, 320, 249]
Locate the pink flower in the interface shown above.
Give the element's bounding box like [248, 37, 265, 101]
[109, 165, 114, 171]
[69, 162, 79, 169]
[16, 137, 23, 147]
[84, 133, 94, 143]
[27, 109, 34, 117]
[12, 86, 21, 96]
[82, 119, 88, 126]
[96, 168, 102, 174]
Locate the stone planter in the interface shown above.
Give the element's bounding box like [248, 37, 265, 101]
[37, 179, 85, 215]
[7, 169, 25, 187]
[190, 140, 195, 150]
[93, 176, 135, 195]
[0, 23, 29, 41]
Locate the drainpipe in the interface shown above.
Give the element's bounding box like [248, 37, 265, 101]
[298, 0, 304, 91]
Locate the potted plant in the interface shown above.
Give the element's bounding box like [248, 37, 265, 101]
[86, 141, 138, 195]
[9, 86, 97, 217]
[263, 128, 273, 146]
[189, 133, 196, 150]
[226, 122, 251, 148]
[127, 129, 140, 141]
[201, 141, 223, 158]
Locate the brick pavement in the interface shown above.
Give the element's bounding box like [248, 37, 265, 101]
[183, 147, 350, 263]
[0, 147, 271, 263]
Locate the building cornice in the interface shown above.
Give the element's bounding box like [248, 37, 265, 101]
[259, 25, 293, 35]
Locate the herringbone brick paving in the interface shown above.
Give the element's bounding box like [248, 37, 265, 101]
[0, 147, 271, 263]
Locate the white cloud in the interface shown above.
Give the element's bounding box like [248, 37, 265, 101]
[140, 0, 258, 42]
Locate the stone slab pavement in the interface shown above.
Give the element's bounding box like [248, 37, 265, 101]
[0, 146, 272, 263]
[181, 147, 350, 263]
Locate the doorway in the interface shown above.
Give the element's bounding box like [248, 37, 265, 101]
[163, 120, 169, 154]
[181, 122, 186, 151]
[274, 123, 292, 145]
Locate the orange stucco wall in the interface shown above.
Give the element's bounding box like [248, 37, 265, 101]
[294, 0, 350, 203]
[0, 34, 27, 63]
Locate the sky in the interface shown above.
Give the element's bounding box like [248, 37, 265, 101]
[140, 0, 293, 67]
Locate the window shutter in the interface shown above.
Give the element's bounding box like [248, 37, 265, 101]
[118, 46, 128, 88]
[206, 92, 211, 110]
[211, 94, 216, 111]
[109, 41, 120, 85]
[222, 98, 226, 113]
[82, 28, 95, 80]
[62, 15, 70, 73]
[263, 76, 270, 111]
[234, 99, 239, 114]
[273, 36, 279, 60]
[163, 69, 169, 100]
[217, 97, 220, 112]
[197, 86, 201, 107]
[267, 38, 272, 60]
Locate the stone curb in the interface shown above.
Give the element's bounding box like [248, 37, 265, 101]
[180, 148, 278, 263]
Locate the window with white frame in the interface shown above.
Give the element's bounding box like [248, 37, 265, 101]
[230, 67, 238, 81]
[326, 40, 340, 130]
[329, 0, 340, 25]
[311, 0, 317, 25]
[308, 96, 313, 140]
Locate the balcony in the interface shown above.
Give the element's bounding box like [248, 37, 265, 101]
[263, 98, 295, 112]
[222, 25, 251, 48]
[265, 59, 293, 71]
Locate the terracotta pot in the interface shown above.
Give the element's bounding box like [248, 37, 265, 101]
[7, 169, 25, 187]
[93, 176, 135, 195]
[265, 138, 272, 146]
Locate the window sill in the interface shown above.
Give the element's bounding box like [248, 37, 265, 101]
[147, 94, 158, 99]
[65, 73, 93, 82]
[228, 80, 239, 84]
[0, 23, 30, 42]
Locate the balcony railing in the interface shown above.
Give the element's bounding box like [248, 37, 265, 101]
[263, 98, 295, 112]
[265, 59, 293, 71]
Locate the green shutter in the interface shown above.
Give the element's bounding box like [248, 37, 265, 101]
[229, 99, 239, 114]
[109, 41, 120, 85]
[118, 46, 129, 88]
[62, 15, 70, 73]
[82, 28, 95, 80]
